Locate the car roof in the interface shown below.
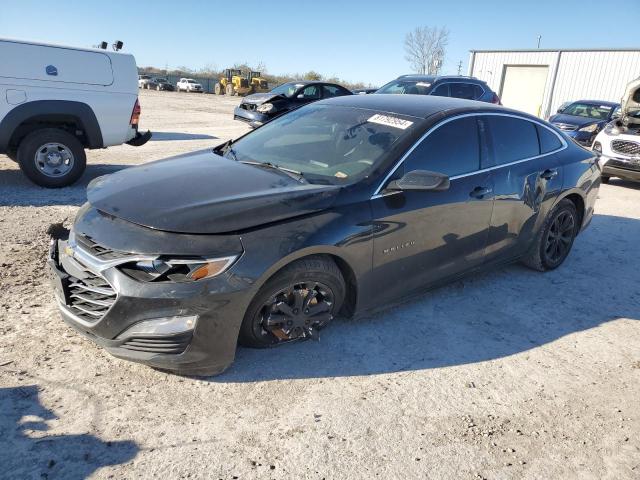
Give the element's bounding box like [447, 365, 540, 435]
[317, 94, 505, 118]
[396, 74, 485, 84]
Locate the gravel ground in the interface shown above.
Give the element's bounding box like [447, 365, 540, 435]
[1, 90, 639, 479]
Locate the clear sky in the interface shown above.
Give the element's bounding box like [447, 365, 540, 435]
[2, 0, 639, 86]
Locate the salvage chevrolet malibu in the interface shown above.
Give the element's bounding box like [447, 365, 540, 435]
[48, 95, 600, 376]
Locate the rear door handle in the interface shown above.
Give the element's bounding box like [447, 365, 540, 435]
[540, 169, 558, 180]
[469, 186, 492, 199]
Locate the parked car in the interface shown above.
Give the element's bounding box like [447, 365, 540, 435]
[549, 100, 619, 147]
[593, 78, 640, 183]
[49, 94, 599, 376]
[154, 78, 174, 91]
[375, 74, 501, 104]
[233, 81, 352, 128]
[138, 75, 156, 89]
[0, 38, 151, 187]
[352, 88, 377, 95]
[176, 78, 203, 93]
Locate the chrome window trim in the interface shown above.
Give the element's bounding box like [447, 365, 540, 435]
[371, 112, 568, 199]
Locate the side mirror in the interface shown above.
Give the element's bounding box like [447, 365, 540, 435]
[386, 170, 450, 192]
[557, 107, 564, 114]
[297, 94, 305, 99]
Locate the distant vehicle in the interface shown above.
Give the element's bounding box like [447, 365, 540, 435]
[154, 78, 174, 91]
[0, 38, 151, 187]
[138, 75, 156, 89]
[549, 100, 619, 147]
[215, 69, 251, 96]
[48, 95, 599, 376]
[248, 71, 269, 94]
[375, 75, 501, 104]
[352, 88, 377, 95]
[176, 78, 203, 93]
[234, 81, 352, 128]
[593, 78, 640, 183]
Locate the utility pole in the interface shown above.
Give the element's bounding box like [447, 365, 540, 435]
[537, 35, 542, 49]
[457, 60, 463, 75]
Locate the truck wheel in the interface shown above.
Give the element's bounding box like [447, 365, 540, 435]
[17, 128, 86, 188]
[225, 84, 235, 96]
[214, 83, 223, 95]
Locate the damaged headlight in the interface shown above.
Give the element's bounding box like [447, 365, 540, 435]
[257, 103, 275, 113]
[119, 255, 238, 283]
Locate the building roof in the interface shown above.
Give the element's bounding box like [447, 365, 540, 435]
[470, 48, 640, 53]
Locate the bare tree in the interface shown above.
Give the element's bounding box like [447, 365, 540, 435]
[404, 26, 450, 75]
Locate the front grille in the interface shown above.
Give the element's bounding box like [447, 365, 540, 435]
[611, 140, 640, 158]
[553, 123, 577, 131]
[241, 103, 257, 111]
[121, 332, 192, 354]
[67, 271, 117, 323]
[75, 234, 136, 261]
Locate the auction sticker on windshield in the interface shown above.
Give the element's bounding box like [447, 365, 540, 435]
[368, 114, 413, 130]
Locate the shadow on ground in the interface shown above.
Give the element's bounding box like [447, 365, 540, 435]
[149, 131, 217, 141]
[218, 213, 640, 382]
[0, 385, 138, 479]
[0, 164, 129, 207]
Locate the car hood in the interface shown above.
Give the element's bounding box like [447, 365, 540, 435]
[549, 113, 601, 128]
[86, 150, 340, 234]
[621, 77, 640, 124]
[241, 93, 285, 105]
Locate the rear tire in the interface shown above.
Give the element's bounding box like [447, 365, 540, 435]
[601, 176, 610, 184]
[521, 199, 579, 272]
[17, 128, 86, 188]
[239, 256, 345, 348]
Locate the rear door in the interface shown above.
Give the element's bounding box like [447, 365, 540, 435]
[370, 116, 495, 302]
[481, 114, 565, 262]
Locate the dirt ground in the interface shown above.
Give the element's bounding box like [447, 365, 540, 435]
[1, 90, 639, 480]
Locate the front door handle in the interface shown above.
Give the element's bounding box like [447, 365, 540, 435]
[469, 186, 492, 199]
[540, 168, 558, 180]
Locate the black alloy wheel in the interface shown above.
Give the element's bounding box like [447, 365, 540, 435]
[239, 257, 345, 348]
[543, 210, 576, 266]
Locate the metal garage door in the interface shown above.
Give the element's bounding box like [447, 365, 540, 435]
[500, 65, 549, 116]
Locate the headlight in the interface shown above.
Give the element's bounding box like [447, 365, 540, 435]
[119, 255, 238, 282]
[578, 123, 598, 133]
[257, 103, 275, 113]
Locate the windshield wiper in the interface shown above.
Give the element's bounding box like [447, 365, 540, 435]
[239, 160, 308, 184]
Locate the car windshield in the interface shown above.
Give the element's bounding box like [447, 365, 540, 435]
[270, 82, 304, 98]
[562, 102, 613, 120]
[376, 79, 433, 95]
[225, 104, 420, 185]
[186, 79, 196, 83]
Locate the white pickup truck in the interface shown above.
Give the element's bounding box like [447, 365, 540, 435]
[0, 38, 151, 187]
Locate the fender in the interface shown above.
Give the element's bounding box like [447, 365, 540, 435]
[0, 100, 103, 152]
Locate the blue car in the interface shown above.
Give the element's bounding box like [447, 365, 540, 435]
[549, 100, 620, 147]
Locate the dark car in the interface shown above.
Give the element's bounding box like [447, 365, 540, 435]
[233, 81, 352, 127]
[154, 78, 175, 92]
[548, 100, 620, 147]
[375, 74, 501, 104]
[352, 88, 378, 95]
[48, 95, 599, 376]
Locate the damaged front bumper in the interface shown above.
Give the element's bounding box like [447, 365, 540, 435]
[600, 153, 640, 182]
[233, 106, 271, 128]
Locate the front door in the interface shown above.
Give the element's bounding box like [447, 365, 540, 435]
[370, 116, 495, 303]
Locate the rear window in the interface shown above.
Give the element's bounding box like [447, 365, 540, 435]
[536, 125, 563, 153]
[486, 116, 539, 165]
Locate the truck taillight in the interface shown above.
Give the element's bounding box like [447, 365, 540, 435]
[130, 98, 141, 126]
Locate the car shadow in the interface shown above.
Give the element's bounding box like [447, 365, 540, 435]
[149, 132, 217, 142]
[216, 213, 640, 382]
[606, 178, 640, 190]
[0, 164, 129, 207]
[0, 385, 138, 478]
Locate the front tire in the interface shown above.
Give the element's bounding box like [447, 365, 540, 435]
[521, 199, 579, 271]
[225, 84, 235, 96]
[17, 128, 86, 188]
[239, 256, 345, 348]
[601, 176, 610, 184]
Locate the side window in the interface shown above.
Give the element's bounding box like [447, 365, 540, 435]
[536, 124, 563, 153]
[472, 84, 485, 100]
[449, 83, 475, 100]
[486, 116, 539, 165]
[405, 117, 480, 177]
[322, 85, 347, 98]
[430, 83, 449, 97]
[300, 85, 320, 100]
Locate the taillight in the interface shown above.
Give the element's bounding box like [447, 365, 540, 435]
[130, 98, 141, 126]
[491, 93, 502, 105]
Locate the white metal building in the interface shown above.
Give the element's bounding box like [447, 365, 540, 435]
[468, 48, 640, 118]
